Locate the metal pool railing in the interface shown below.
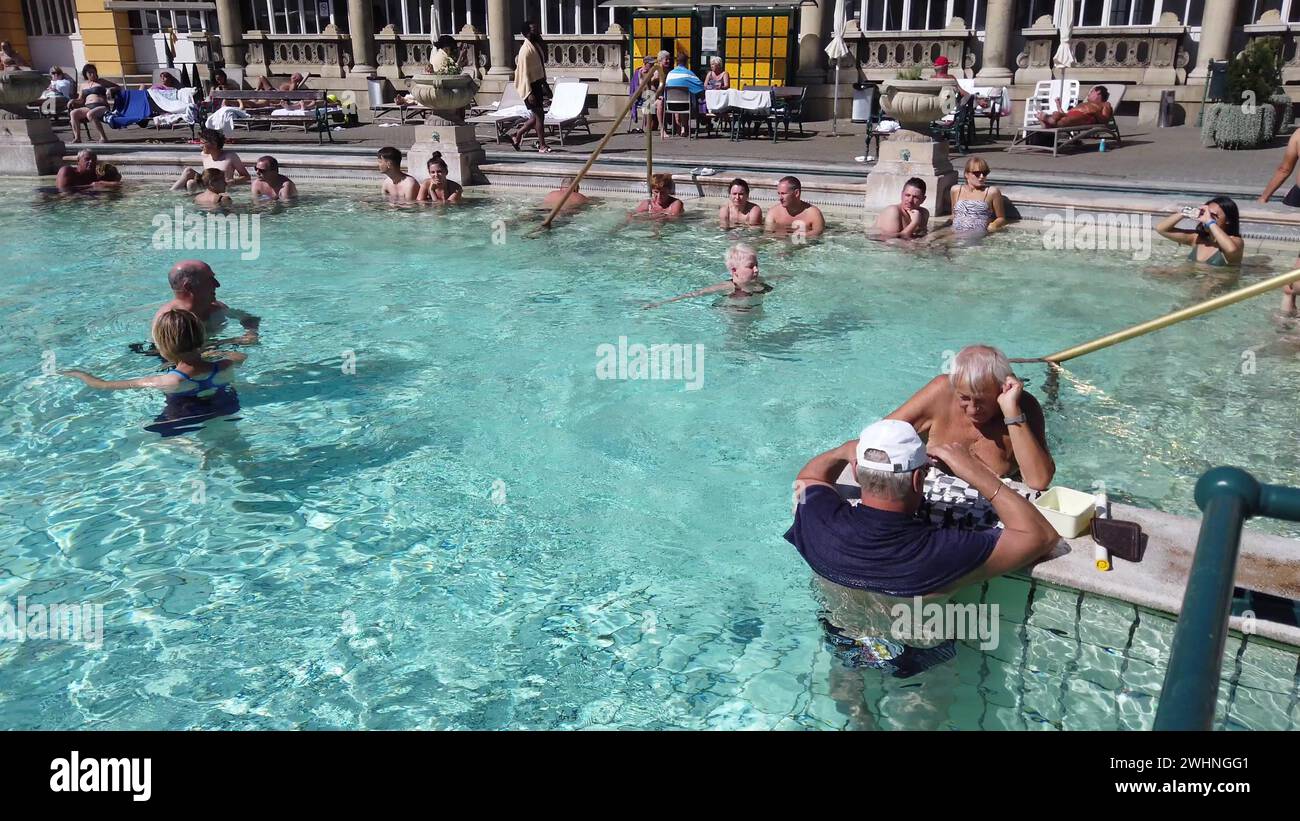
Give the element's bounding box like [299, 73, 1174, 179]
[1154, 467, 1300, 731]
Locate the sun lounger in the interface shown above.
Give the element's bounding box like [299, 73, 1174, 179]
[465, 84, 528, 142]
[1008, 82, 1125, 156]
[543, 81, 591, 145]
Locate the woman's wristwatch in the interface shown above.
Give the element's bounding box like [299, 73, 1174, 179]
[1004, 413, 1027, 426]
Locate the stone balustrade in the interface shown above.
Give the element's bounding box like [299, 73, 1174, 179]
[243, 28, 352, 79]
[1244, 11, 1300, 85]
[846, 19, 974, 81]
[1015, 13, 1188, 86]
[375, 27, 490, 81]
[515, 30, 627, 83]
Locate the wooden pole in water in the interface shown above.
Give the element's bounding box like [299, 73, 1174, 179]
[539, 64, 665, 230]
[1020, 268, 1300, 365]
[645, 65, 655, 197]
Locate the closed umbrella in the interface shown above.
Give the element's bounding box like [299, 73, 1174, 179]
[824, 0, 849, 135]
[1052, 0, 1076, 114]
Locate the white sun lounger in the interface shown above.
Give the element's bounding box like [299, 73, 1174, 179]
[1009, 82, 1125, 157]
[543, 81, 591, 146]
[466, 84, 529, 143]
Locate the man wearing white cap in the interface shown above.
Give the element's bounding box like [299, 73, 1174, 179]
[786, 419, 1057, 599]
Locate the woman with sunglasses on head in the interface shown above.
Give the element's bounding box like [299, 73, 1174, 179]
[948, 157, 1006, 236]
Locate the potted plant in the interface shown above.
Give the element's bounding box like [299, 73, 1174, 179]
[1202, 37, 1283, 149]
[408, 60, 478, 124]
[880, 66, 958, 130]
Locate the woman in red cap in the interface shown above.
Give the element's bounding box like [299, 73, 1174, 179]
[933, 55, 951, 79]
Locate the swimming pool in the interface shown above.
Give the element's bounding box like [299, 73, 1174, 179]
[0, 184, 1297, 729]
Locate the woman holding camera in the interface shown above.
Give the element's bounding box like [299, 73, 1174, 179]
[1156, 196, 1244, 266]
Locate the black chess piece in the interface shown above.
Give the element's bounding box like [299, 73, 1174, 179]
[963, 512, 975, 530]
[983, 509, 997, 526]
[942, 507, 955, 527]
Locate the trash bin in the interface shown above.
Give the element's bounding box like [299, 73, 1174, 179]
[367, 76, 385, 108]
[1158, 89, 1175, 127]
[852, 82, 877, 123]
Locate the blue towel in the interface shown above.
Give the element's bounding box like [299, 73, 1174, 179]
[105, 89, 153, 129]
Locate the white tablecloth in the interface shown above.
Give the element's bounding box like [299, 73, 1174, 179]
[705, 89, 772, 116]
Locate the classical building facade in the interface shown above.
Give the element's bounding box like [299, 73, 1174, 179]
[3, 0, 1300, 120]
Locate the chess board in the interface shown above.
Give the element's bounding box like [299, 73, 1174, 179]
[834, 464, 1045, 531]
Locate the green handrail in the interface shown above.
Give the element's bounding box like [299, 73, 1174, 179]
[1154, 467, 1300, 730]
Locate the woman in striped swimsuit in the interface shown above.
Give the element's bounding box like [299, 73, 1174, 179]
[948, 157, 1007, 237]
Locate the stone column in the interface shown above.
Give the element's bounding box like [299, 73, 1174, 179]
[487, 0, 512, 77]
[796, 2, 825, 81]
[1189, 0, 1239, 80]
[213, 0, 244, 68]
[975, 0, 1014, 81]
[347, 0, 377, 74]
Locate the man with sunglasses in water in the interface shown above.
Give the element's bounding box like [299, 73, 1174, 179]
[250, 155, 297, 202]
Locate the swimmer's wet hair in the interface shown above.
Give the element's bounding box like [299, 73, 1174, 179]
[948, 344, 1014, 393]
[199, 127, 225, 149]
[426, 151, 448, 172]
[904, 176, 926, 194]
[96, 162, 120, 182]
[726, 242, 756, 268]
[651, 172, 674, 192]
[152, 309, 207, 364]
[728, 177, 749, 195]
[377, 145, 402, 165]
[779, 175, 801, 191]
[199, 168, 225, 191]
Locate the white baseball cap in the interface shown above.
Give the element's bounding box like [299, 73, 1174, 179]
[855, 419, 929, 473]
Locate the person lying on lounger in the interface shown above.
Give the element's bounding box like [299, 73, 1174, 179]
[1035, 85, 1112, 128]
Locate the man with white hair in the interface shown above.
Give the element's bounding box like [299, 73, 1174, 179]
[888, 344, 1055, 490]
[786, 420, 1058, 675]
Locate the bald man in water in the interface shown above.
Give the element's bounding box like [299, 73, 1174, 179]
[152, 260, 260, 347]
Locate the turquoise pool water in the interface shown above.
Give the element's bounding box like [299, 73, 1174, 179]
[0, 184, 1297, 729]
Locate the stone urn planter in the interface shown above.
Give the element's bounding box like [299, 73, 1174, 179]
[879, 78, 959, 131]
[0, 69, 64, 175]
[408, 72, 477, 125]
[0, 69, 46, 118]
[405, 72, 485, 186]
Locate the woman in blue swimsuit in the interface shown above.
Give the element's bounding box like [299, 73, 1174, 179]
[60, 309, 246, 433]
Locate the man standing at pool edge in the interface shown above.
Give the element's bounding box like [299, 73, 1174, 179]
[787, 420, 1058, 599]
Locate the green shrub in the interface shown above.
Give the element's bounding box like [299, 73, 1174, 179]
[1201, 101, 1276, 149]
[1269, 91, 1295, 133]
[1227, 37, 1282, 111]
[896, 66, 923, 81]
